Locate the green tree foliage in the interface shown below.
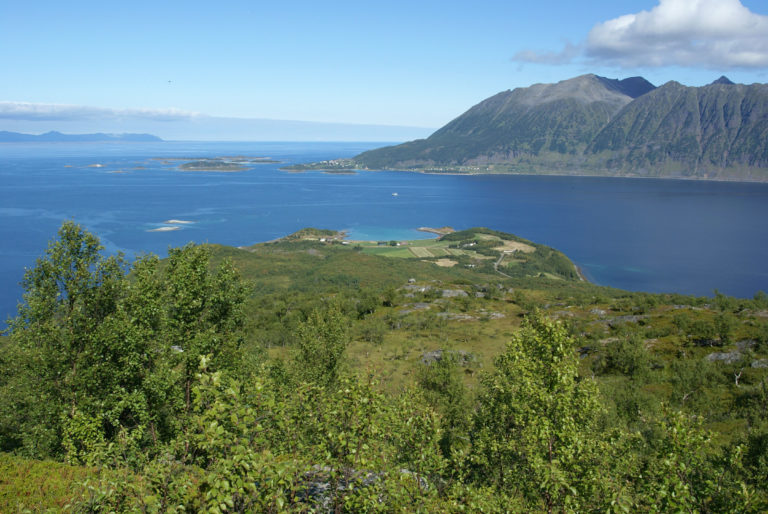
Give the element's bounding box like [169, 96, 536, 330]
[469, 313, 605, 512]
[77, 355, 448, 512]
[292, 302, 350, 387]
[629, 408, 761, 512]
[672, 311, 692, 334]
[689, 318, 717, 345]
[758, 322, 768, 352]
[744, 422, 768, 487]
[593, 333, 651, 379]
[714, 289, 738, 312]
[416, 353, 471, 460]
[0, 223, 246, 464]
[181, 356, 301, 512]
[715, 312, 737, 345]
[3, 223, 768, 511]
[592, 334, 655, 426]
[163, 243, 247, 412]
[2, 222, 149, 461]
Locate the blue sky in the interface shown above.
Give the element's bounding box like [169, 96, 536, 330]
[2, 0, 767, 139]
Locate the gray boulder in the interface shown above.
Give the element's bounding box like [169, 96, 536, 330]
[705, 351, 743, 364]
[421, 349, 477, 367]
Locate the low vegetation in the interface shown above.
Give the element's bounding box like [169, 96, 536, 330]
[1, 222, 767, 511]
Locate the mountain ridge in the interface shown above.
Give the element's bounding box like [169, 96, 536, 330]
[340, 74, 768, 182]
[0, 130, 163, 142]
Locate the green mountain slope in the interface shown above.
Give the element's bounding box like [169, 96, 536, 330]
[355, 74, 653, 170]
[344, 75, 768, 181]
[588, 80, 768, 179]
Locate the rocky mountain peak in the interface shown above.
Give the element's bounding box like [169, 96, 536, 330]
[711, 75, 735, 85]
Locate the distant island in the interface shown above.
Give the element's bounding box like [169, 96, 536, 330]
[150, 156, 281, 172]
[179, 160, 248, 172]
[281, 158, 357, 173]
[0, 131, 163, 143]
[284, 74, 768, 182]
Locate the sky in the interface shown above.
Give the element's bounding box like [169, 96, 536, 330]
[2, 0, 768, 140]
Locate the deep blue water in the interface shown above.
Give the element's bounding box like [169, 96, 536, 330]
[2, 141, 768, 324]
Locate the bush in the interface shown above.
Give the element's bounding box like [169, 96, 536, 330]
[594, 334, 651, 379]
[470, 314, 605, 511]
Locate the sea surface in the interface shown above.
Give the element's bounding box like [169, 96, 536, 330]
[2, 141, 768, 324]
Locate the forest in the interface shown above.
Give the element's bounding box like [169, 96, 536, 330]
[1, 221, 767, 512]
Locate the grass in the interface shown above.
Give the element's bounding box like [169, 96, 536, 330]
[209, 227, 768, 439]
[362, 246, 414, 258]
[0, 454, 98, 512]
[409, 247, 432, 258]
[269, 292, 523, 393]
[353, 231, 513, 263]
[475, 234, 502, 241]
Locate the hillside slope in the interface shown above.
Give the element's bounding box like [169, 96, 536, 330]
[3, 224, 768, 511]
[587, 80, 768, 179]
[344, 75, 768, 181]
[355, 74, 653, 170]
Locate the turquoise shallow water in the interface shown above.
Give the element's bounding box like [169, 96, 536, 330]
[2, 140, 768, 323]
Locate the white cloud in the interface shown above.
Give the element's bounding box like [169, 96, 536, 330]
[512, 0, 768, 69]
[586, 0, 768, 68]
[0, 102, 200, 122]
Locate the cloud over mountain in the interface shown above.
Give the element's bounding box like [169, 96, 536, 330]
[587, 0, 768, 68]
[514, 0, 768, 69]
[0, 102, 200, 122]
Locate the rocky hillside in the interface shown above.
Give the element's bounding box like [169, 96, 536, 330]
[586, 80, 768, 178]
[351, 74, 768, 181]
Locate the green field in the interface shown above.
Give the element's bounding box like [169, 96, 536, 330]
[408, 246, 433, 258]
[356, 235, 494, 262]
[361, 246, 414, 258]
[351, 229, 576, 284]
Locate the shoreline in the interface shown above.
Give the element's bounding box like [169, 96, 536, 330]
[575, 264, 589, 283]
[383, 168, 768, 183]
[284, 164, 768, 184]
[417, 226, 455, 237]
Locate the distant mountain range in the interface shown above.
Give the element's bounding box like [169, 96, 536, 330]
[0, 131, 162, 142]
[348, 74, 768, 181]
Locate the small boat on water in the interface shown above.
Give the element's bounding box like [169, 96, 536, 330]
[392, 192, 398, 196]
